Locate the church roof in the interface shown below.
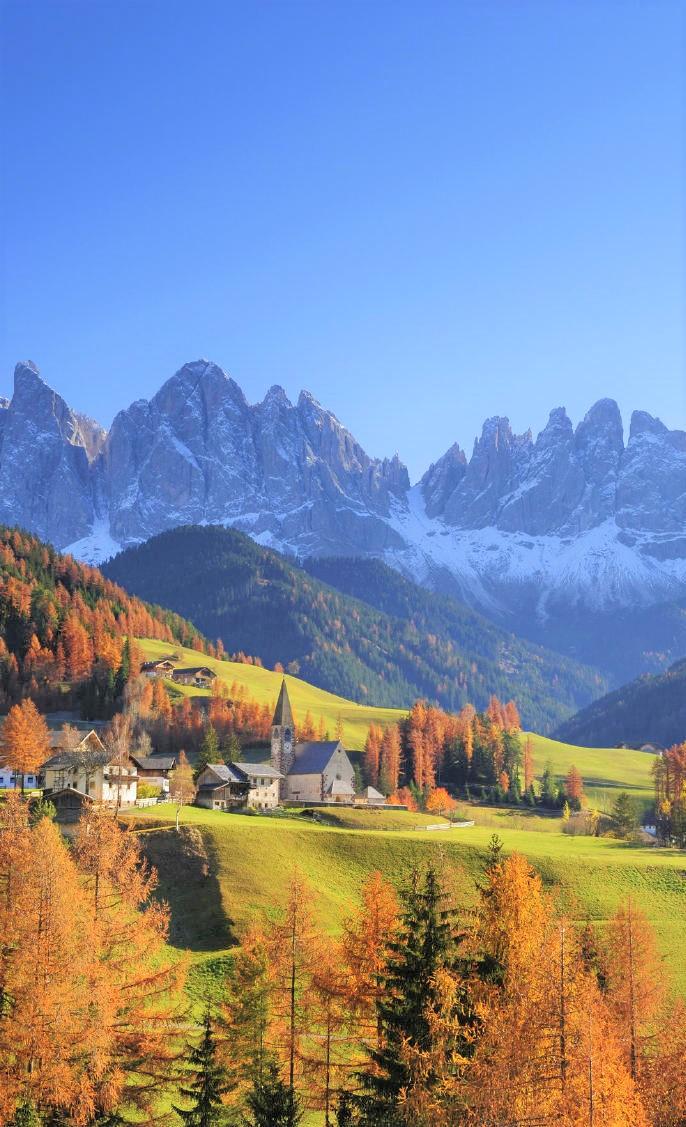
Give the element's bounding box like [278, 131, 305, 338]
[272, 680, 294, 728]
[289, 741, 342, 775]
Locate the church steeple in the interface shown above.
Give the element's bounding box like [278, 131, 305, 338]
[272, 679, 294, 730]
[271, 679, 295, 785]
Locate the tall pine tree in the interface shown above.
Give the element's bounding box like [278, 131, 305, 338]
[173, 1011, 230, 1126]
[243, 1059, 302, 1127]
[355, 865, 472, 1125]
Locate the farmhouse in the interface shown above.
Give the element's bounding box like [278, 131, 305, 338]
[234, 762, 283, 810]
[129, 753, 177, 793]
[271, 681, 356, 804]
[141, 659, 176, 677]
[195, 763, 251, 810]
[0, 764, 41, 790]
[172, 666, 216, 688]
[42, 728, 138, 807]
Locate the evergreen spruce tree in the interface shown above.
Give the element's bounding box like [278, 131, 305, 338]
[355, 865, 472, 1125]
[242, 1059, 302, 1127]
[195, 725, 220, 781]
[173, 1011, 230, 1126]
[11, 1104, 42, 1127]
[222, 732, 241, 765]
[611, 791, 638, 838]
[336, 1092, 355, 1126]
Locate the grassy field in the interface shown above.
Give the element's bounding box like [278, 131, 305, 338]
[524, 731, 655, 811]
[124, 803, 686, 995]
[139, 639, 656, 810]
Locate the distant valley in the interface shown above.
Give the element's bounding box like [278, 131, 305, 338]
[103, 524, 604, 732]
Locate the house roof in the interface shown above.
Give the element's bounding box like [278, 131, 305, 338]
[43, 745, 111, 770]
[327, 778, 355, 796]
[172, 666, 216, 678]
[201, 763, 250, 786]
[47, 729, 105, 752]
[362, 785, 386, 801]
[272, 680, 294, 729]
[234, 761, 283, 779]
[48, 787, 94, 804]
[289, 741, 342, 775]
[130, 755, 176, 771]
[141, 660, 174, 671]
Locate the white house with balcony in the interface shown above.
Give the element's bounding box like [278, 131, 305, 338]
[42, 729, 138, 808]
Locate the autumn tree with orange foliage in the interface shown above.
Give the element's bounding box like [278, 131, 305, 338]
[72, 807, 186, 1119]
[363, 724, 382, 787]
[425, 787, 457, 817]
[341, 871, 399, 1053]
[264, 870, 323, 1096]
[0, 699, 50, 790]
[565, 763, 585, 810]
[604, 899, 665, 1085]
[458, 852, 648, 1127]
[0, 795, 186, 1125]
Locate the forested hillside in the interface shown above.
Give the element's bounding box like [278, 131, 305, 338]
[555, 657, 686, 749]
[104, 525, 606, 731]
[0, 525, 208, 714]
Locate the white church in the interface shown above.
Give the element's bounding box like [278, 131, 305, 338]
[271, 680, 357, 804]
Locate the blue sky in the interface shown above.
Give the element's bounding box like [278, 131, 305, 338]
[1, 0, 684, 479]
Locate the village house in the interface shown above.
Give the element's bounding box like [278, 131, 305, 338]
[195, 763, 250, 810]
[48, 788, 95, 825]
[172, 666, 216, 688]
[129, 753, 177, 793]
[0, 765, 41, 790]
[42, 729, 138, 808]
[271, 681, 356, 804]
[141, 659, 176, 678]
[233, 762, 283, 809]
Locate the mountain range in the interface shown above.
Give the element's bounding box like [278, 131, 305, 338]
[2, 358, 685, 687]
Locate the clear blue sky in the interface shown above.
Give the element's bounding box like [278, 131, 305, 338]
[1, 0, 684, 479]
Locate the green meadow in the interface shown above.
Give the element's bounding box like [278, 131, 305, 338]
[125, 803, 686, 995]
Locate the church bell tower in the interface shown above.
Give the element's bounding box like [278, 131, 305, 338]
[271, 679, 295, 785]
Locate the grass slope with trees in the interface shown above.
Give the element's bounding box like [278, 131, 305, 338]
[127, 803, 686, 996]
[556, 656, 686, 750]
[103, 524, 606, 732]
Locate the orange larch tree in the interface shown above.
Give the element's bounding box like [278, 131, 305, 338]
[0, 699, 50, 790]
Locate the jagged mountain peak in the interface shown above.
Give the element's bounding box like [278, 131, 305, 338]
[261, 384, 292, 409]
[629, 409, 668, 440]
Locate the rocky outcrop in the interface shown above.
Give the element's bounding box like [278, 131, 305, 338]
[102, 360, 409, 554]
[0, 362, 96, 545]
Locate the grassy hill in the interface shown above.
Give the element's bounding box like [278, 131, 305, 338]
[106, 525, 606, 731]
[126, 803, 686, 994]
[555, 656, 686, 750]
[139, 638, 655, 810]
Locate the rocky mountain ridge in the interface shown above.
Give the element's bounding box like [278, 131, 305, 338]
[1, 358, 685, 683]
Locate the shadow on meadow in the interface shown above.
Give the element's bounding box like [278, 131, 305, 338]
[138, 823, 238, 951]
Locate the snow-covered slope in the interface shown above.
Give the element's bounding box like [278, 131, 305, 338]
[2, 358, 685, 681]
